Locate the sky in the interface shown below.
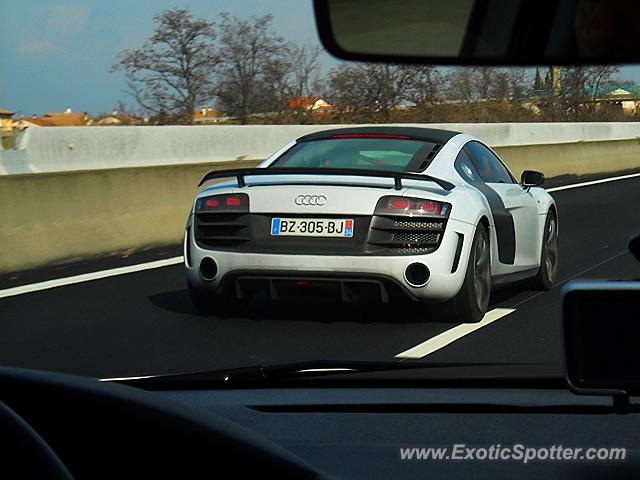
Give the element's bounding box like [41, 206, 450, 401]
[1, 0, 640, 116]
[0, 0, 328, 115]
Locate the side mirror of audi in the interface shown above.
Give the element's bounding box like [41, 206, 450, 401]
[521, 170, 545, 190]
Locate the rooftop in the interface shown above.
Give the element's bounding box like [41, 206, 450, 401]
[13, 117, 55, 127]
[588, 83, 640, 97]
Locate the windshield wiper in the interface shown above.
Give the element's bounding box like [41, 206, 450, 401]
[106, 360, 537, 389]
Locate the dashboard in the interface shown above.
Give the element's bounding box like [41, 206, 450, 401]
[1, 367, 639, 479]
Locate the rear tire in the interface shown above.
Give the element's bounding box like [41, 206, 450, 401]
[438, 223, 491, 323]
[530, 210, 558, 291]
[188, 282, 235, 316]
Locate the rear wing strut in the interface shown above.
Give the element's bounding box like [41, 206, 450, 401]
[197, 167, 455, 191]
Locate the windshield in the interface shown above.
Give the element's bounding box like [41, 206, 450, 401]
[1, 0, 639, 384]
[271, 138, 436, 171]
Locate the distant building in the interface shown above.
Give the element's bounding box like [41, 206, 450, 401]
[12, 116, 54, 130]
[0, 107, 14, 135]
[287, 96, 336, 112]
[95, 114, 143, 126]
[42, 109, 92, 126]
[12, 108, 93, 131]
[591, 83, 640, 116]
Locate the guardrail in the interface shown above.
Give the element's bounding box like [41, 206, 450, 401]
[0, 123, 639, 273]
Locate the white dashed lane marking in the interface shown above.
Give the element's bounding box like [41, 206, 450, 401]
[394, 308, 516, 359]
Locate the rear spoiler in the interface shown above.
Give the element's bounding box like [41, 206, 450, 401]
[197, 167, 455, 191]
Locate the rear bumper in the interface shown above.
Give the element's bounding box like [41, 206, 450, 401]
[185, 217, 477, 302]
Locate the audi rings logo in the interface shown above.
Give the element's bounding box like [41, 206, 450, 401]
[295, 194, 327, 206]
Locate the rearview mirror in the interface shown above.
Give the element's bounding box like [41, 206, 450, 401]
[629, 234, 640, 263]
[520, 170, 545, 189]
[563, 280, 640, 398]
[314, 0, 640, 65]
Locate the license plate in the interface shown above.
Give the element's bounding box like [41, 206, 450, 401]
[271, 218, 354, 237]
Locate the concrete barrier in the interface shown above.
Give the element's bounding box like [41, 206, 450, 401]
[1, 125, 332, 174]
[1, 122, 638, 174]
[0, 159, 260, 272]
[494, 138, 640, 179]
[1, 125, 639, 273]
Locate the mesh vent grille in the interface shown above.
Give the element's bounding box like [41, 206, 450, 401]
[392, 232, 440, 244]
[392, 219, 442, 230]
[389, 247, 435, 254]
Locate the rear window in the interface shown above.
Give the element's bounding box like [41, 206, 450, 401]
[270, 138, 438, 172]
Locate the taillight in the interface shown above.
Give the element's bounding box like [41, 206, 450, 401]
[196, 193, 249, 212]
[389, 199, 410, 210]
[374, 196, 450, 217]
[416, 200, 442, 215]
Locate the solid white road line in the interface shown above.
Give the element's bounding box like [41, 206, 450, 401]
[547, 172, 640, 192]
[0, 257, 183, 299]
[394, 308, 516, 359]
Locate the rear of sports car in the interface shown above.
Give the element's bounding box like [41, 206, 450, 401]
[184, 130, 487, 318]
[185, 178, 478, 308]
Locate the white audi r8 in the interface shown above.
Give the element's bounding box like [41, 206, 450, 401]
[184, 127, 558, 322]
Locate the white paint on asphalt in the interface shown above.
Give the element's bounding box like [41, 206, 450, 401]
[547, 172, 640, 192]
[0, 257, 183, 299]
[100, 375, 159, 382]
[394, 308, 516, 359]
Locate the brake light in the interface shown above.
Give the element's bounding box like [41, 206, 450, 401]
[417, 201, 442, 215]
[331, 134, 411, 139]
[375, 196, 450, 217]
[196, 193, 249, 212]
[389, 199, 410, 210]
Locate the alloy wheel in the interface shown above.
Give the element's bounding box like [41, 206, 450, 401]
[473, 231, 491, 312]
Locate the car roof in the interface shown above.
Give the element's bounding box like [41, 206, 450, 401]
[297, 126, 460, 144]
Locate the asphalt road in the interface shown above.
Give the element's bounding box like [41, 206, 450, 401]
[1, 176, 640, 379]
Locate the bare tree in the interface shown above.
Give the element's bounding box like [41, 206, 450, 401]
[446, 68, 476, 102]
[560, 65, 620, 120]
[327, 63, 412, 122]
[447, 67, 530, 102]
[261, 54, 295, 122]
[404, 66, 443, 121]
[285, 44, 325, 122]
[111, 9, 219, 124]
[215, 14, 288, 124]
[288, 44, 324, 99]
[586, 65, 621, 107]
[474, 67, 498, 100]
[560, 66, 592, 119]
[507, 68, 531, 101]
[442, 67, 536, 122]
